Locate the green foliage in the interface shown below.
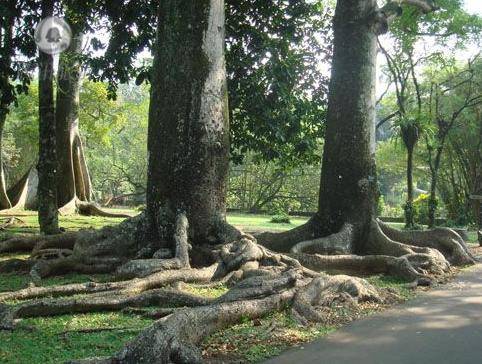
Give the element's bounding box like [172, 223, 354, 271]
[3, 84, 39, 183]
[82, 82, 149, 200]
[86, 0, 332, 166]
[270, 214, 291, 224]
[413, 193, 431, 225]
[228, 156, 320, 214]
[223, 1, 333, 165]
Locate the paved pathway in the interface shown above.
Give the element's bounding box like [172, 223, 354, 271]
[265, 264, 482, 364]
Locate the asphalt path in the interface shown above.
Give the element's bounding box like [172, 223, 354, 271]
[264, 264, 482, 364]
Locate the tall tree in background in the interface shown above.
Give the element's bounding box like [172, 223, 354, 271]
[55, 24, 92, 208]
[258, 0, 474, 267]
[425, 56, 482, 227]
[37, 0, 60, 234]
[376, 0, 482, 228]
[0, 1, 16, 210]
[0, 0, 37, 209]
[378, 45, 423, 229]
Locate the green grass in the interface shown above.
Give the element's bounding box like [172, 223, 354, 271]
[0, 270, 112, 294]
[0, 210, 131, 239]
[202, 310, 335, 363]
[226, 212, 308, 232]
[0, 210, 308, 236]
[183, 283, 229, 298]
[368, 275, 414, 300]
[0, 312, 151, 364]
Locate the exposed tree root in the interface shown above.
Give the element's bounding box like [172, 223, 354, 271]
[0, 212, 465, 362]
[364, 219, 450, 279]
[290, 223, 354, 254]
[291, 274, 381, 325]
[78, 291, 298, 364]
[0, 264, 219, 303]
[0, 288, 210, 330]
[0, 217, 24, 230]
[115, 213, 191, 278]
[256, 218, 316, 252]
[65, 269, 385, 364]
[59, 198, 132, 218]
[0, 258, 33, 273]
[292, 253, 444, 282]
[0, 235, 41, 254]
[0, 232, 77, 254]
[377, 220, 476, 266]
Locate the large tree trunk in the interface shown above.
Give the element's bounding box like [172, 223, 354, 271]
[256, 0, 459, 262]
[0, 6, 14, 211]
[315, 0, 378, 251]
[0, 116, 12, 210]
[146, 0, 230, 246]
[55, 31, 92, 208]
[37, 0, 60, 234]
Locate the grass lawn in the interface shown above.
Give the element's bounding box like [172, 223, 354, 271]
[0, 210, 477, 363]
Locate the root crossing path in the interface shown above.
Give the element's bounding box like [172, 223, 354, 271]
[265, 263, 482, 364]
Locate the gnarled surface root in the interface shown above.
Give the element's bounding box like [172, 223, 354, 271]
[365, 219, 450, 281]
[115, 213, 191, 278]
[76, 201, 132, 219]
[0, 264, 219, 303]
[0, 258, 33, 273]
[107, 290, 297, 364]
[0, 232, 78, 255]
[256, 218, 316, 252]
[292, 274, 381, 324]
[59, 198, 132, 218]
[0, 213, 462, 363]
[377, 220, 476, 266]
[292, 253, 444, 282]
[290, 223, 354, 254]
[66, 267, 388, 364]
[0, 289, 210, 330]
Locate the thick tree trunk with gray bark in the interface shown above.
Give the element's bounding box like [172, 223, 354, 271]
[146, 0, 230, 246]
[315, 0, 379, 251]
[37, 0, 59, 235]
[55, 31, 92, 208]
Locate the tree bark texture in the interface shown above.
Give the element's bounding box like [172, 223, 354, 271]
[315, 0, 378, 251]
[37, 0, 59, 234]
[55, 31, 92, 207]
[146, 0, 230, 246]
[0, 5, 15, 210]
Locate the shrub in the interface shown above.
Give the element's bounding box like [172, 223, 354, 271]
[270, 214, 291, 224]
[413, 193, 430, 225]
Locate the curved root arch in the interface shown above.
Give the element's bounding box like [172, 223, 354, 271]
[377, 220, 476, 266]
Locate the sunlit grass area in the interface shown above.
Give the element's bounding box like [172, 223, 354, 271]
[0, 312, 151, 363]
[226, 212, 309, 232]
